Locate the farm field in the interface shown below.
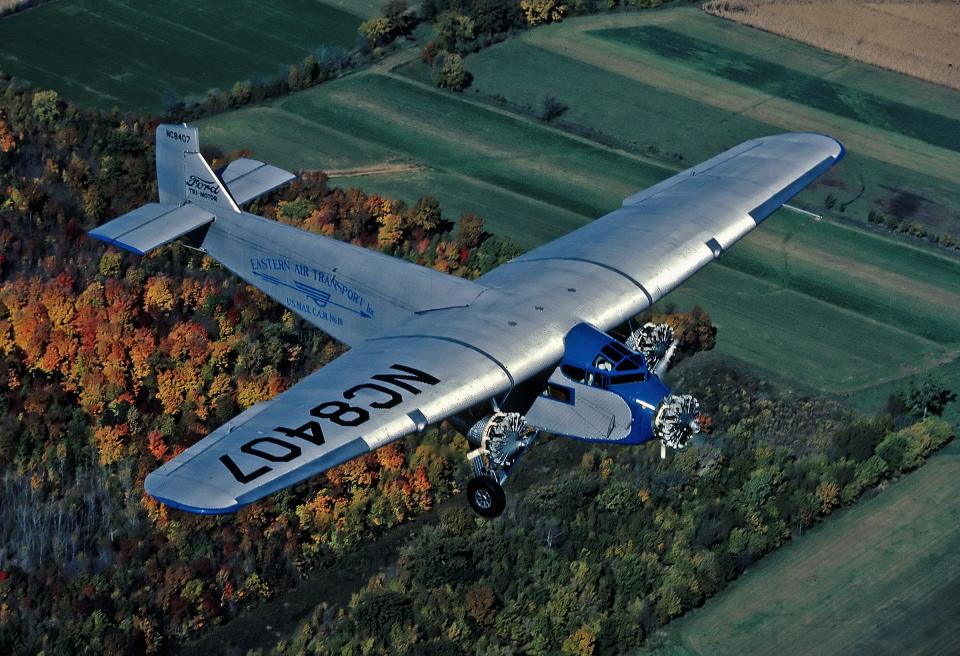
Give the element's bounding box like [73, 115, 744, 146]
[464, 9, 960, 237]
[719, 213, 960, 346]
[703, 1, 960, 92]
[641, 438, 960, 656]
[670, 259, 952, 395]
[0, 0, 362, 111]
[198, 72, 669, 240]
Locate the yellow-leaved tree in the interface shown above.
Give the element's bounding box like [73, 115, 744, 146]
[521, 0, 567, 26]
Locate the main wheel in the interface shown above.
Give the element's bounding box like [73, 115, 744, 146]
[467, 475, 506, 518]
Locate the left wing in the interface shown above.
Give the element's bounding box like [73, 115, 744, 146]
[144, 336, 511, 513]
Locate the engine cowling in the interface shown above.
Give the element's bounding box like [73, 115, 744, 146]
[654, 394, 701, 449]
[626, 322, 676, 373]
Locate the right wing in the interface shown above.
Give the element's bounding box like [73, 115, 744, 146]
[144, 336, 511, 513]
[480, 132, 844, 331]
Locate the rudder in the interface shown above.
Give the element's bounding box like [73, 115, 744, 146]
[156, 124, 240, 213]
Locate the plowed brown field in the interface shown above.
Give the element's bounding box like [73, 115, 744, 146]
[703, 1, 960, 90]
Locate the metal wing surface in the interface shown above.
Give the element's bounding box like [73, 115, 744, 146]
[145, 338, 512, 513]
[480, 132, 844, 332]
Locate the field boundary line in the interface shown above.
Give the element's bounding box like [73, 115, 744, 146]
[712, 260, 954, 352]
[377, 69, 678, 175]
[520, 13, 960, 184]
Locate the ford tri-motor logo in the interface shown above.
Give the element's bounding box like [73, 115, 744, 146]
[186, 175, 220, 202]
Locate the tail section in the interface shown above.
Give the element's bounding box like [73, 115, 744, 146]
[90, 124, 294, 255]
[156, 124, 240, 212]
[90, 124, 485, 348]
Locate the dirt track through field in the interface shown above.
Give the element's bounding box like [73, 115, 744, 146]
[324, 163, 425, 178]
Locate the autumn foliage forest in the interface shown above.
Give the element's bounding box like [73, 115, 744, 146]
[0, 75, 525, 653]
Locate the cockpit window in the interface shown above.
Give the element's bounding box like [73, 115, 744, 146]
[561, 364, 586, 383]
[611, 372, 646, 385]
[593, 356, 614, 372]
[600, 344, 621, 361]
[608, 342, 631, 358]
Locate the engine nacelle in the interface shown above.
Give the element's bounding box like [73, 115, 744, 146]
[466, 412, 532, 468]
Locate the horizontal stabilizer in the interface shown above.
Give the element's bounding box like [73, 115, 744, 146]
[88, 202, 215, 255]
[219, 158, 296, 205]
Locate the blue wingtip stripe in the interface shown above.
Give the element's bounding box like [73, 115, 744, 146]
[147, 492, 247, 515]
[88, 231, 147, 256]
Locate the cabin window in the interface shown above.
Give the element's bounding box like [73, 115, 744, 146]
[544, 382, 574, 404]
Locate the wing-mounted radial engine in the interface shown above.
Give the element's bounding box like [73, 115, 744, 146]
[626, 322, 678, 376]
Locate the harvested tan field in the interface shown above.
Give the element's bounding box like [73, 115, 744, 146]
[702, 1, 960, 90]
[0, 0, 45, 13]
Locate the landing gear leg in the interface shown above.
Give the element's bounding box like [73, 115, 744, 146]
[464, 412, 536, 518]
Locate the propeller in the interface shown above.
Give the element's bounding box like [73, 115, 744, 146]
[627, 322, 678, 375]
[654, 394, 701, 454]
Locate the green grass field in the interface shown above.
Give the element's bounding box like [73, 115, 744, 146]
[199, 72, 671, 236]
[465, 10, 960, 236]
[722, 213, 960, 346]
[0, 0, 362, 111]
[594, 25, 960, 152]
[641, 438, 960, 656]
[669, 262, 951, 394]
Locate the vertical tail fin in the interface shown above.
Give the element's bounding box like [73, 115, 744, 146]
[156, 124, 240, 213]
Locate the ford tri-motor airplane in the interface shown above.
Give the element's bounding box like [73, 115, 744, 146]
[90, 125, 843, 518]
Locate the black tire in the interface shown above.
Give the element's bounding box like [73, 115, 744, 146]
[467, 476, 506, 518]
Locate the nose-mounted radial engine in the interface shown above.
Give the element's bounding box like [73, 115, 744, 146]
[459, 322, 701, 517]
